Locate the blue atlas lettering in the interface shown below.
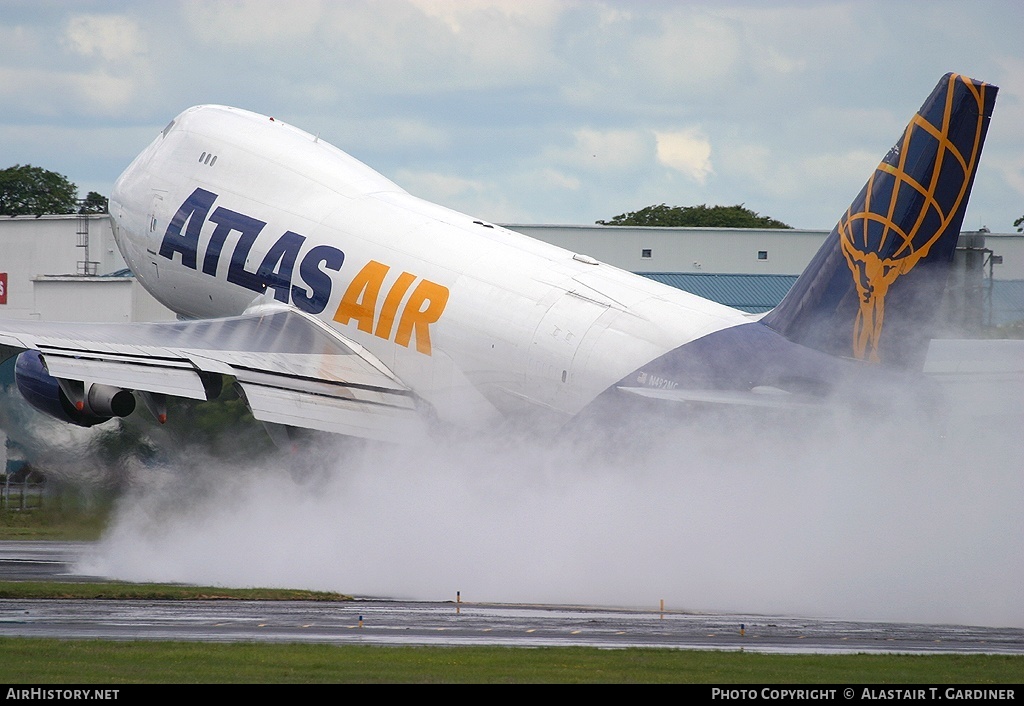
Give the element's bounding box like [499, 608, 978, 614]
[292, 245, 345, 314]
[161, 188, 346, 310]
[257, 230, 305, 303]
[213, 207, 267, 292]
[203, 207, 263, 277]
[159, 187, 218, 269]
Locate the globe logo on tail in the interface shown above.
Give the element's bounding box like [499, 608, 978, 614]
[839, 74, 990, 363]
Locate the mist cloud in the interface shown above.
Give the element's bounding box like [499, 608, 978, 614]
[83, 375, 1023, 629]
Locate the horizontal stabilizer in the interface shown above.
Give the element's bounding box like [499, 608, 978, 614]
[617, 385, 816, 409]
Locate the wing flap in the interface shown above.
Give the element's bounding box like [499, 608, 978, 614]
[192, 348, 399, 387]
[0, 304, 425, 442]
[237, 383, 426, 442]
[40, 352, 209, 400]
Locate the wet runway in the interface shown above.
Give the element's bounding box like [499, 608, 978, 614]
[0, 541, 1022, 654]
[0, 541, 103, 582]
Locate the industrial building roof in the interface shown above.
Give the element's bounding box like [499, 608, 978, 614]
[640, 272, 1024, 326]
[639, 272, 798, 313]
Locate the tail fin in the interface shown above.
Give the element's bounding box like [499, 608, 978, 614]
[762, 73, 997, 369]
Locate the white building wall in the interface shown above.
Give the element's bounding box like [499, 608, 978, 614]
[504, 224, 830, 275]
[504, 224, 1023, 279]
[982, 233, 1024, 279]
[0, 216, 87, 320]
[0, 215, 175, 323]
[31, 277, 163, 323]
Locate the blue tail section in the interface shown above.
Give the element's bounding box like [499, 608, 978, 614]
[762, 73, 997, 369]
[574, 74, 996, 431]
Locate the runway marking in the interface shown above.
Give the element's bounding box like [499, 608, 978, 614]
[526, 629, 536, 633]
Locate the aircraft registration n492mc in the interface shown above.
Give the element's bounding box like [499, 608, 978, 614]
[0, 74, 998, 444]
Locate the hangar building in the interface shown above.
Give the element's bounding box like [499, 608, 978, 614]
[0, 213, 174, 323]
[506, 224, 1024, 328]
[0, 215, 1021, 328]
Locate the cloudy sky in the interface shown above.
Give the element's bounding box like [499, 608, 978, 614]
[2, 0, 1022, 230]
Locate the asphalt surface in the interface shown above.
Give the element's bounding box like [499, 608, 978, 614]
[0, 541, 1022, 654]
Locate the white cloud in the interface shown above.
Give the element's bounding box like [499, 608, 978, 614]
[712, 3, 857, 74]
[289, 82, 340, 106]
[990, 154, 1024, 202]
[0, 24, 47, 62]
[537, 168, 581, 191]
[0, 67, 136, 118]
[718, 142, 772, 179]
[14, 13, 160, 119]
[408, 0, 563, 34]
[801, 150, 879, 185]
[655, 128, 712, 184]
[556, 128, 653, 172]
[288, 0, 563, 94]
[386, 120, 451, 151]
[184, 0, 324, 45]
[394, 169, 486, 202]
[408, 0, 562, 86]
[762, 46, 806, 75]
[64, 15, 145, 62]
[392, 167, 534, 222]
[633, 11, 744, 93]
[73, 71, 138, 115]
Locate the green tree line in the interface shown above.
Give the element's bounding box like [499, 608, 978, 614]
[0, 164, 107, 217]
[598, 203, 792, 228]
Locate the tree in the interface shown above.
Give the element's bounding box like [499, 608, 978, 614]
[1014, 214, 1023, 233]
[597, 203, 792, 228]
[0, 165, 78, 217]
[79, 191, 109, 214]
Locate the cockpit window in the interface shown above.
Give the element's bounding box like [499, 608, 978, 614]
[161, 120, 175, 137]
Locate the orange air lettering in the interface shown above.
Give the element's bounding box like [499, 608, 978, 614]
[374, 271, 416, 340]
[333, 260, 389, 333]
[332, 259, 449, 356]
[396, 280, 450, 356]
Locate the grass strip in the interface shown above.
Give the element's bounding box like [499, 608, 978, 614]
[0, 581, 349, 602]
[0, 502, 109, 540]
[0, 639, 1020, 683]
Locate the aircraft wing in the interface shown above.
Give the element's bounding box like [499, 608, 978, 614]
[0, 304, 426, 442]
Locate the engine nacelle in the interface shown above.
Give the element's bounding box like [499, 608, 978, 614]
[14, 350, 136, 427]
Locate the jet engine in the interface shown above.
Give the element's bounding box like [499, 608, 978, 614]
[14, 350, 136, 427]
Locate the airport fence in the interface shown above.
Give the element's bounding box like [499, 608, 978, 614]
[0, 476, 45, 511]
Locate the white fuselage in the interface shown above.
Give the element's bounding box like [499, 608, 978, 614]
[110, 106, 751, 428]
